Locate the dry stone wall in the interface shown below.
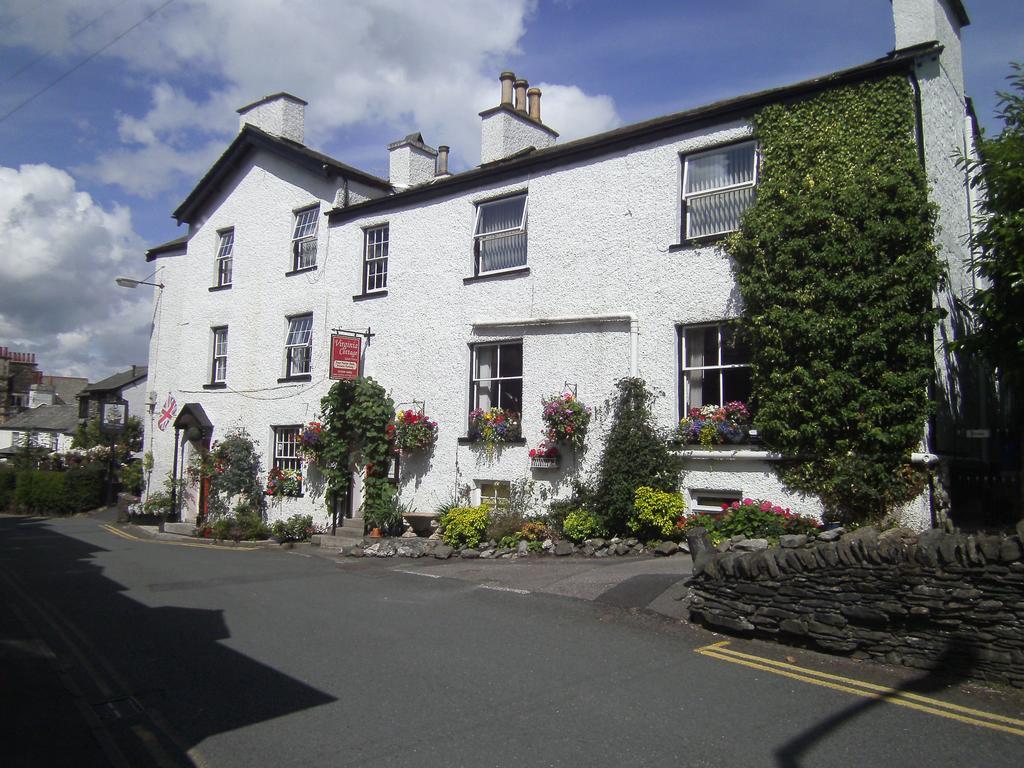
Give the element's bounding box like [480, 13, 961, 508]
[687, 524, 1024, 687]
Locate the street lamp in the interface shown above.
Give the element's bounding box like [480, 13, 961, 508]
[115, 277, 164, 289]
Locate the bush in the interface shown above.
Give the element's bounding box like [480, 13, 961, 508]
[439, 504, 490, 548]
[590, 378, 681, 534]
[64, 464, 105, 512]
[271, 514, 315, 542]
[208, 511, 270, 542]
[629, 486, 686, 540]
[562, 508, 607, 542]
[677, 498, 822, 545]
[0, 466, 16, 511]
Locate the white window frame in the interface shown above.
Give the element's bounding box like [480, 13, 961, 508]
[679, 322, 752, 415]
[689, 490, 742, 516]
[363, 223, 389, 293]
[211, 327, 228, 384]
[681, 141, 757, 241]
[291, 206, 319, 271]
[284, 314, 313, 377]
[473, 480, 511, 509]
[273, 425, 303, 492]
[215, 229, 234, 287]
[470, 341, 523, 417]
[473, 193, 528, 275]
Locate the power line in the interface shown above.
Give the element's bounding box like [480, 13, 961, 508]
[0, 0, 177, 125]
[1, 0, 135, 86]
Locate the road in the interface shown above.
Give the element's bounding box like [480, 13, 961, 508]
[2, 513, 1023, 767]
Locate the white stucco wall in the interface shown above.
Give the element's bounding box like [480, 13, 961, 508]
[145, 25, 973, 531]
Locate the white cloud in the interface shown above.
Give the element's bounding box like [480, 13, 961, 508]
[0, 164, 150, 379]
[0, 0, 621, 190]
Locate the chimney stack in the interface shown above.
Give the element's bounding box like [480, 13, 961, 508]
[237, 92, 307, 144]
[28, 384, 55, 408]
[436, 145, 450, 177]
[388, 132, 438, 188]
[479, 71, 559, 165]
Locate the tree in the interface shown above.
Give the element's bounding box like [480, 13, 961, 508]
[960, 63, 1024, 399]
[590, 378, 681, 534]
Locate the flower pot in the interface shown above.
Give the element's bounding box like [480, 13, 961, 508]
[369, 527, 383, 538]
[530, 456, 560, 470]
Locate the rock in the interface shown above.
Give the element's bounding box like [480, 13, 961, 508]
[348, 546, 364, 558]
[730, 535, 747, 544]
[704, 612, 755, 633]
[654, 541, 679, 556]
[1016, 519, 1024, 543]
[553, 541, 574, 556]
[517, 540, 530, 556]
[610, 537, 622, 544]
[594, 548, 608, 558]
[432, 544, 453, 560]
[586, 538, 606, 549]
[428, 532, 442, 540]
[615, 542, 630, 556]
[542, 539, 554, 551]
[480, 549, 495, 559]
[685, 527, 714, 560]
[461, 548, 480, 559]
[733, 538, 769, 552]
[625, 538, 639, 547]
[494, 547, 513, 558]
[780, 534, 807, 549]
[818, 527, 845, 542]
[401, 529, 418, 539]
[716, 541, 732, 553]
[999, 538, 1022, 563]
[582, 545, 595, 556]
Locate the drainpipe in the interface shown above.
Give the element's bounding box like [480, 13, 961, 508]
[472, 313, 639, 377]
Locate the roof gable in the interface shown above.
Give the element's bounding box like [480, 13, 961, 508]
[172, 125, 391, 224]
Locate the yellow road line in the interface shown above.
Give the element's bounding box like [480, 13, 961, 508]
[99, 523, 257, 551]
[695, 642, 1024, 737]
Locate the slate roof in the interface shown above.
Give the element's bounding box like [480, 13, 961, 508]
[0, 404, 79, 433]
[145, 234, 189, 261]
[80, 366, 148, 395]
[39, 375, 89, 406]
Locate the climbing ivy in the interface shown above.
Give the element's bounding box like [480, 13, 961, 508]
[726, 76, 941, 524]
[319, 377, 395, 525]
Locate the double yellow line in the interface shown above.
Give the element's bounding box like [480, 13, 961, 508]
[695, 641, 1024, 737]
[100, 523, 258, 551]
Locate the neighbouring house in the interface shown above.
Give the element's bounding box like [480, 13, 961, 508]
[143, 0, 980, 531]
[0, 402, 79, 461]
[77, 366, 149, 430]
[0, 347, 40, 424]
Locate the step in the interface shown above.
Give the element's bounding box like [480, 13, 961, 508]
[162, 522, 195, 536]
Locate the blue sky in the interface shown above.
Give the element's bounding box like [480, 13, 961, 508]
[0, 0, 1021, 380]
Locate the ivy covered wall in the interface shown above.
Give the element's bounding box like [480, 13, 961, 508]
[728, 76, 942, 524]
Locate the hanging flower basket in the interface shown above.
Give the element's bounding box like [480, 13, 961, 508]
[541, 392, 591, 452]
[389, 409, 438, 452]
[468, 407, 521, 457]
[296, 421, 324, 462]
[266, 467, 302, 498]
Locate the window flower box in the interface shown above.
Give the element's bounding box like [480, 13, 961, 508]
[468, 407, 521, 457]
[266, 467, 302, 498]
[676, 402, 751, 447]
[529, 441, 559, 469]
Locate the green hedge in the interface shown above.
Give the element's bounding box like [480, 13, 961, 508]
[11, 464, 105, 515]
[0, 466, 16, 512]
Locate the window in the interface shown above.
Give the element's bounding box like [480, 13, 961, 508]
[284, 314, 313, 377]
[215, 229, 234, 287]
[690, 490, 742, 516]
[292, 206, 319, 271]
[471, 341, 523, 415]
[363, 224, 389, 293]
[679, 324, 752, 413]
[211, 327, 228, 384]
[681, 141, 757, 240]
[477, 480, 511, 510]
[473, 193, 527, 274]
[273, 425, 302, 491]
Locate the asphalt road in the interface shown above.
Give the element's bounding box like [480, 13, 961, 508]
[2, 513, 1023, 768]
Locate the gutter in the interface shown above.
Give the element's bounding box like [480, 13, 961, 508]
[472, 313, 639, 377]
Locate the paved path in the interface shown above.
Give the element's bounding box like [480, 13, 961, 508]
[3, 512, 1023, 768]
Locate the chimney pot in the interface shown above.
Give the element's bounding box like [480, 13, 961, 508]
[514, 79, 528, 111]
[527, 87, 541, 121]
[436, 145, 450, 176]
[499, 72, 515, 106]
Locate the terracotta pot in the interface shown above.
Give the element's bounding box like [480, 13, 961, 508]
[369, 528, 383, 538]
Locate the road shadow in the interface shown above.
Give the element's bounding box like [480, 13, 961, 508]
[0, 515, 336, 766]
[773, 641, 979, 767]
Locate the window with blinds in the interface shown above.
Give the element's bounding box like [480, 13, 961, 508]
[473, 193, 527, 274]
[681, 142, 757, 240]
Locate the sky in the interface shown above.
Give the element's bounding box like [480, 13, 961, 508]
[0, 0, 1021, 382]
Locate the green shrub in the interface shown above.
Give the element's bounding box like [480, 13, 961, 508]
[678, 499, 822, 545]
[0, 466, 16, 511]
[271, 514, 314, 542]
[64, 464, 105, 512]
[629, 486, 686, 539]
[14, 470, 69, 515]
[590, 378, 681, 534]
[562, 508, 607, 542]
[439, 504, 490, 548]
[209, 511, 269, 542]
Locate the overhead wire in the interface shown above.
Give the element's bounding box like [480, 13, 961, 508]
[0, 0, 178, 125]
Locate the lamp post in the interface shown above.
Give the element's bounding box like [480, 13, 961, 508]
[115, 277, 164, 289]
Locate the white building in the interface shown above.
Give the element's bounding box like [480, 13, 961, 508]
[144, 0, 976, 531]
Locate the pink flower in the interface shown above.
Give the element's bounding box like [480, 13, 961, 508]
[742, 498, 754, 506]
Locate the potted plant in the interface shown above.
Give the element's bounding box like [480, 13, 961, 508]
[296, 421, 324, 463]
[468, 407, 521, 457]
[541, 392, 591, 452]
[676, 401, 751, 447]
[529, 441, 560, 469]
[389, 408, 438, 452]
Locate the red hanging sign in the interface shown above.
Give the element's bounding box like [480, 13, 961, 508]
[330, 335, 362, 380]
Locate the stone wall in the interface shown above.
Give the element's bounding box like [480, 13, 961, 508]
[687, 525, 1024, 687]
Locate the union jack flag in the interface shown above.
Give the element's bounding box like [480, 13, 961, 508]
[157, 393, 177, 431]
